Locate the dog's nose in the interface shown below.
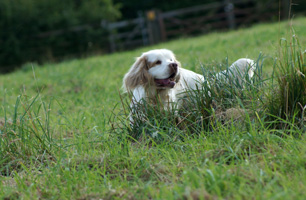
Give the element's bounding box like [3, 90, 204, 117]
[169, 63, 178, 71]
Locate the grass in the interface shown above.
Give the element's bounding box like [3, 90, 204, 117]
[265, 33, 306, 128]
[1, 17, 306, 199]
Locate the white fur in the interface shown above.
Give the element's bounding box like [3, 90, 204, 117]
[145, 49, 176, 79]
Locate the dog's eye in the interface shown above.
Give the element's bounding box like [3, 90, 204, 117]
[156, 60, 162, 65]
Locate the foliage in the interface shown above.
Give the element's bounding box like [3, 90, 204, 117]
[114, 0, 209, 19]
[1, 0, 305, 73]
[115, 0, 306, 20]
[0, 0, 121, 73]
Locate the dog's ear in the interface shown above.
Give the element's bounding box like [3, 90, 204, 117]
[123, 56, 151, 91]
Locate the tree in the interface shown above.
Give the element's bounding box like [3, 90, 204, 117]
[0, 0, 121, 72]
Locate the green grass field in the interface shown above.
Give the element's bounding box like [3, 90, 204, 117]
[1, 17, 306, 199]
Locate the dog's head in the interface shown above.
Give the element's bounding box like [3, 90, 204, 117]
[123, 49, 181, 91]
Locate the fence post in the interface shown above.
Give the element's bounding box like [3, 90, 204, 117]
[138, 11, 149, 46]
[101, 20, 116, 52]
[224, 0, 236, 30]
[146, 10, 163, 45]
[282, 0, 290, 19]
[157, 11, 167, 41]
[109, 34, 116, 53]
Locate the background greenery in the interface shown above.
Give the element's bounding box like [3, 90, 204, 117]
[0, 0, 121, 73]
[1, 0, 306, 73]
[1, 17, 306, 199]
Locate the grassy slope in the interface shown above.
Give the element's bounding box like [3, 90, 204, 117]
[0, 18, 306, 199]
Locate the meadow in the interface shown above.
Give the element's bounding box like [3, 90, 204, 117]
[1, 17, 306, 199]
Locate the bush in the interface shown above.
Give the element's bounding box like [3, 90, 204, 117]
[0, 0, 121, 73]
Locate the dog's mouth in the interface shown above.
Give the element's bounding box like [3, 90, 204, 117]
[154, 73, 176, 88]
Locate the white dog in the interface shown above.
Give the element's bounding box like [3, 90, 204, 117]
[123, 49, 255, 121]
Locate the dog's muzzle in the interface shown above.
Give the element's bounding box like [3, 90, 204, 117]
[154, 63, 178, 88]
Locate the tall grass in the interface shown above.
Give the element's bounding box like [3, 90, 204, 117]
[265, 31, 306, 129]
[0, 92, 56, 176]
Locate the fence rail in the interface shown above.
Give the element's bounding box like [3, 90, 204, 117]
[33, 0, 288, 54]
[105, 0, 281, 52]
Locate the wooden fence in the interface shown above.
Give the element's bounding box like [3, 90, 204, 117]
[33, 0, 290, 55]
[104, 0, 282, 52]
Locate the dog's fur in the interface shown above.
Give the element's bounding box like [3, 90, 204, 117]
[123, 49, 255, 120]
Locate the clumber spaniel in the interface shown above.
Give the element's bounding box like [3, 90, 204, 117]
[123, 49, 255, 121]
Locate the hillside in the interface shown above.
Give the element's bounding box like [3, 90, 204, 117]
[1, 17, 306, 199]
[1, 18, 306, 111]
